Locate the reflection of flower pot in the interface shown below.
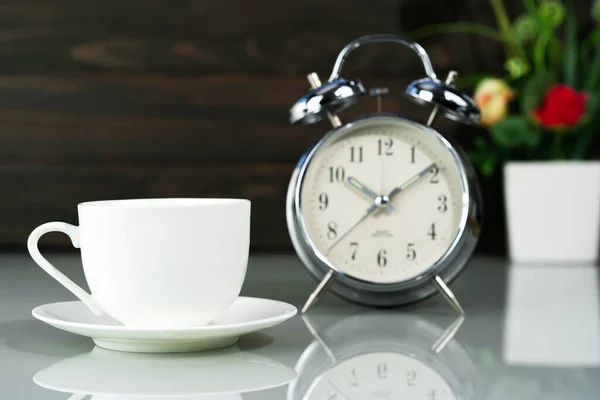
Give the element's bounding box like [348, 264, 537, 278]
[504, 161, 600, 263]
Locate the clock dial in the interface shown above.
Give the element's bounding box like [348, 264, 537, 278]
[299, 117, 465, 284]
[305, 352, 456, 400]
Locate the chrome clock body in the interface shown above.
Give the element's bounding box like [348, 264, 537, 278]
[286, 34, 482, 311]
[286, 113, 482, 307]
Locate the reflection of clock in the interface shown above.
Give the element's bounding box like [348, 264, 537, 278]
[307, 352, 456, 399]
[288, 313, 475, 400]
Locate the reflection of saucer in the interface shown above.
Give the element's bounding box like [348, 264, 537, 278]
[32, 297, 297, 353]
[288, 313, 475, 400]
[34, 345, 296, 399]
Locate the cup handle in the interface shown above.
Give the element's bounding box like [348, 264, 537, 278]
[27, 222, 103, 316]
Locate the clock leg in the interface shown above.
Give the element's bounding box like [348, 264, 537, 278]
[302, 269, 335, 313]
[426, 70, 458, 127]
[306, 72, 342, 128]
[432, 274, 465, 315]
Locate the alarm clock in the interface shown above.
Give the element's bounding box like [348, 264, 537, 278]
[287, 313, 476, 400]
[286, 34, 483, 313]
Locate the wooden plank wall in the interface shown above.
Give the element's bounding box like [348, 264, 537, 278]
[0, 0, 593, 254]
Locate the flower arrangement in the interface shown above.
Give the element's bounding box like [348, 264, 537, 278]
[412, 0, 600, 176]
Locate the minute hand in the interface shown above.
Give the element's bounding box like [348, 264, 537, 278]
[387, 163, 437, 200]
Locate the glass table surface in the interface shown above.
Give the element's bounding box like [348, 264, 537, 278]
[0, 253, 598, 399]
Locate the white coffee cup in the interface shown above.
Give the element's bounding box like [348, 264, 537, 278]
[27, 198, 251, 328]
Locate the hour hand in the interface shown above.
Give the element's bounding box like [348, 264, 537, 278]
[346, 176, 394, 212]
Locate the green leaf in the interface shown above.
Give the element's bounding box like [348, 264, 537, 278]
[524, 0, 564, 73]
[468, 137, 500, 177]
[490, 0, 528, 61]
[474, 136, 488, 148]
[586, 35, 600, 91]
[582, 30, 600, 56]
[564, 0, 578, 87]
[577, 93, 600, 128]
[468, 138, 490, 163]
[570, 94, 600, 158]
[520, 71, 555, 115]
[480, 156, 498, 177]
[533, 29, 552, 73]
[593, 0, 600, 22]
[490, 116, 541, 148]
[580, 32, 598, 80]
[505, 57, 529, 79]
[513, 15, 539, 42]
[569, 127, 596, 159]
[539, 1, 566, 28]
[587, 93, 600, 118]
[529, 0, 564, 72]
[548, 36, 564, 66]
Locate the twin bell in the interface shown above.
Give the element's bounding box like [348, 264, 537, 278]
[289, 34, 481, 127]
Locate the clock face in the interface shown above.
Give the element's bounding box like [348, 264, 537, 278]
[298, 116, 466, 284]
[305, 352, 456, 399]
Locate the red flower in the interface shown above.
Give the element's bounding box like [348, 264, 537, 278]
[532, 84, 587, 130]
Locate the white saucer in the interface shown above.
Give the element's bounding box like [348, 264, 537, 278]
[32, 297, 297, 353]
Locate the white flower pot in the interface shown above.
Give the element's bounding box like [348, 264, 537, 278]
[504, 161, 600, 263]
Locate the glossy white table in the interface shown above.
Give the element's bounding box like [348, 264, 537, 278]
[1, 253, 599, 399]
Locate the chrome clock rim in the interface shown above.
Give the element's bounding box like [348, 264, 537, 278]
[286, 113, 483, 307]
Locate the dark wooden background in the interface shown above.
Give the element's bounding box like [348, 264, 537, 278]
[0, 0, 594, 254]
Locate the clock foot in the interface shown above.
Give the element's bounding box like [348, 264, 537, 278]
[432, 274, 465, 315]
[302, 269, 335, 313]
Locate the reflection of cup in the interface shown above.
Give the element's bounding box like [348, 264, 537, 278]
[33, 345, 295, 399]
[27, 198, 251, 328]
[288, 313, 475, 400]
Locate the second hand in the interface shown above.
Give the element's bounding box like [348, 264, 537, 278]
[327, 204, 378, 254]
